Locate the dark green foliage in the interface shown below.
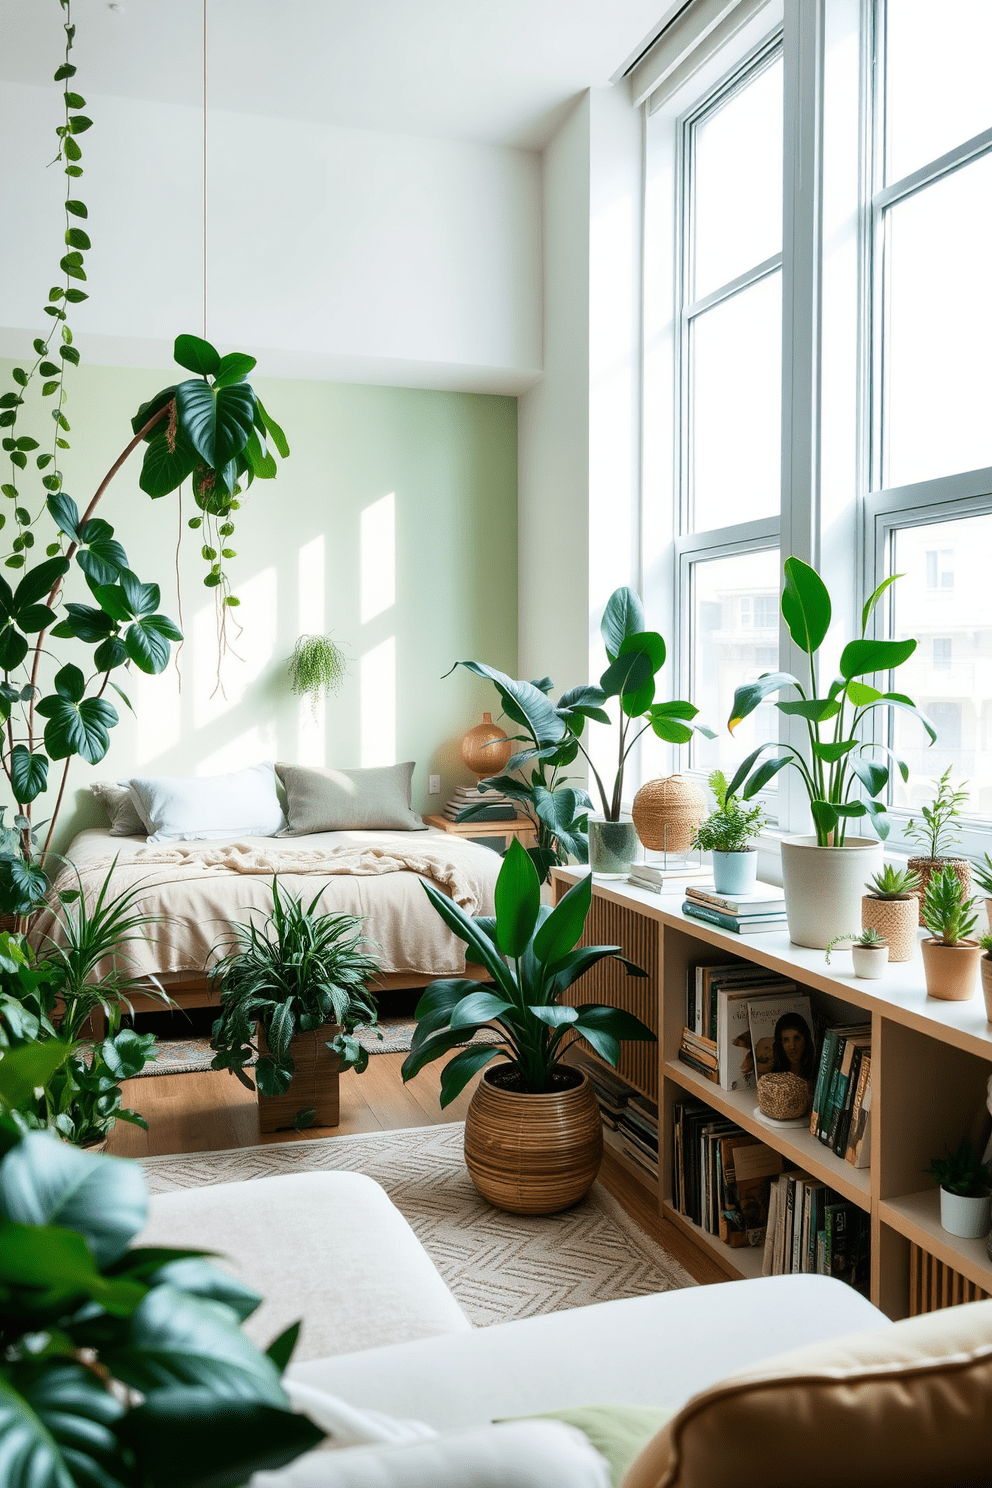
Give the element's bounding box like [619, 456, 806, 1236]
[925, 1139, 992, 1198]
[402, 839, 655, 1106]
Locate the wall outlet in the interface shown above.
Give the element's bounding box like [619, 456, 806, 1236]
[429, 774, 441, 795]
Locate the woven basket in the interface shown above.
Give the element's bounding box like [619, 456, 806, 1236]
[908, 857, 972, 927]
[861, 894, 917, 963]
[631, 775, 707, 854]
[757, 1072, 812, 1121]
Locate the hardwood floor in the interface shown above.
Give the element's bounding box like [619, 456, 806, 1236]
[107, 1050, 725, 1285]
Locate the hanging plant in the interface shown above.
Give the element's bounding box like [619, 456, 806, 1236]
[288, 634, 348, 714]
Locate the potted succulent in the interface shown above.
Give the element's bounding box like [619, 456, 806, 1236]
[905, 768, 971, 926]
[824, 926, 889, 979]
[727, 558, 933, 949]
[971, 851, 992, 931]
[692, 769, 765, 894]
[861, 863, 921, 963]
[980, 933, 992, 1023]
[402, 839, 655, 1214]
[920, 866, 982, 1002]
[925, 1140, 992, 1239]
[210, 879, 380, 1132]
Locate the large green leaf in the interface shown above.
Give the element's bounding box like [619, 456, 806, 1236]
[174, 334, 220, 377]
[418, 880, 515, 998]
[213, 352, 257, 388]
[148, 1259, 261, 1323]
[729, 672, 803, 731]
[124, 614, 182, 675]
[861, 572, 903, 636]
[781, 557, 830, 655]
[0, 1134, 147, 1264]
[131, 385, 178, 442]
[139, 431, 198, 498]
[452, 662, 566, 748]
[438, 1045, 502, 1109]
[776, 697, 842, 722]
[865, 693, 937, 745]
[448, 990, 513, 1030]
[533, 871, 591, 966]
[10, 745, 47, 804]
[0, 626, 28, 672]
[493, 839, 541, 958]
[572, 1003, 657, 1040]
[600, 647, 655, 714]
[600, 587, 645, 662]
[76, 519, 128, 587]
[0, 1361, 127, 1488]
[0, 1042, 71, 1113]
[117, 1391, 323, 1488]
[175, 380, 255, 471]
[413, 978, 485, 1021]
[839, 637, 916, 680]
[14, 558, 70, 611]
[59, 603, 114, 644]
[0, 1220, 146, 1319]
[38, 694, 118, 764]
[46, 492, 81, 542]
[253, 396, 289, 458]
[401, 1023, 491, 1081]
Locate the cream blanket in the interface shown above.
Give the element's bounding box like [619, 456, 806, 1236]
[32, 833, 501, 981]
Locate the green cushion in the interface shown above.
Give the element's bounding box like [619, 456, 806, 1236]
[508, 1405, 674, 1486]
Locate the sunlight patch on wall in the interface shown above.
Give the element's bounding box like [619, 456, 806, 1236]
[195, 723, 278, 777]
[297, 535, 326, 765]
[193, 567, 277, 730]
[133, 664, 181, 766]
[360, 493, 396, 624]
[360, 636, 396, 767]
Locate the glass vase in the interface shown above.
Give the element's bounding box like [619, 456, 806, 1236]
[588, 813, 642, 880]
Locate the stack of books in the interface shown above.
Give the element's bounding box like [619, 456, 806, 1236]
[761, 1170, 870, 1294]
[679, 962, 799, 1093]
[809, 1024, 873, 1169]
[672, 1099, 783, 1248]
[681, 882, 788, 935]
[629, 859, 710, 893]
[570, 1050, 659, 1181]
[444, 785, 517, 823]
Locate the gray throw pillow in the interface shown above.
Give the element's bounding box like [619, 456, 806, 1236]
[275, 761, 426, 834]
[90, 780, 147, 837]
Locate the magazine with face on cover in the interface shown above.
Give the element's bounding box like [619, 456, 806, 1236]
[745, 992, 818, 1089]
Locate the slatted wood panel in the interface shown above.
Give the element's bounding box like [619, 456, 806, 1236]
[566, 889, 660, 1100]
[909, 1243, 991, 1315]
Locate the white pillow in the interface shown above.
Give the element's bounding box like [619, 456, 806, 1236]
[127, 763, 285, 842]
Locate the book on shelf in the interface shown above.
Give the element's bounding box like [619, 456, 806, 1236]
[685, 882, 787, 916]
[745, 991, 817, 1089]
[688, 962, 791, 1044]
[762, 1172, 870, 1296]
[445, 803, 517, 822]
[810, 1023, 871, 1149]
[720, 1138, 784, 1248]
[717, 982, 797, 1092]
[845, 1055, 873, 1168]
[682, 901, 788, 935]
[678, 1045, 720, 1083]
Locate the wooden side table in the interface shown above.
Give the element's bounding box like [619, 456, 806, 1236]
[424, 813, 537, 852]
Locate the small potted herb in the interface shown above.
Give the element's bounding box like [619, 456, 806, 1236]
[692, 770, 765, 895]
[920, 866, 982, 1002]
[971, 852, 992, 930]
[906, 768, 972, 925]
[824, 926, 889, 980]
[980, 932, 992, 1024]
[925, 1140, 992, 1239]
[861, 863, 921, 963]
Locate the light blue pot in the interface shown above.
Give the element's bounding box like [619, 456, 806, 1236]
[712, 850, 758, 895]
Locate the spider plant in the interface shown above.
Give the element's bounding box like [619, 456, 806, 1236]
[401, 839, 656, 1106]
[210, 879, 381, 1125]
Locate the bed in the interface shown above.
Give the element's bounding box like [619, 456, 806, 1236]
[33, 825, 501, 1023]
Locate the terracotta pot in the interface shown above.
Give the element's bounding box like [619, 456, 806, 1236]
[464, 1065, 603, 1215]
[256, 1021, 340, 1133]
[981, 956, 992, 1024]
[920, 938, 982, 1002]
[861, 894, 917, 963]
[908, 857, 972, 927]
[780, 836, 883, 950]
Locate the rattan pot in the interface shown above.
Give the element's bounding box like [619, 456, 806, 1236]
[861, 893, 918, 963]
[756, 1072, 811, 1121]
[631, 775, 707, 854]
[464, 1064, 603, 1215]
[461, 712, 513, 779]
[908, 857, 972, 927]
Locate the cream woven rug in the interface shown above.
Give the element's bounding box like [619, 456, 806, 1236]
[141, 1123, 696, 1325]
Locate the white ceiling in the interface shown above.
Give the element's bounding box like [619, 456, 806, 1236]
[0, 0, 674, 149]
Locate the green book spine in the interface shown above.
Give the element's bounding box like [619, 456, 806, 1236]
[810, 1029, 839, 1137]
[833, 1045, 865, 1157]
[818, 1037, 847, 1144]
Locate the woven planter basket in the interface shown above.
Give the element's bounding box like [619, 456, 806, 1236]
[908, 857, 972, 927]
[757, 1072, 812, 1121]
[631, 775, 707, 854]
[861, 894, 917, 963]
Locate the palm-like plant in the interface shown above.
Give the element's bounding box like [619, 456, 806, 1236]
[210, 879, 380, 1122]
[401, 840, 656, 1106]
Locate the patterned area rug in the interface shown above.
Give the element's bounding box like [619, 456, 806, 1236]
[140, 1122, 696, 1325]
[135, 1018, 502, 1077]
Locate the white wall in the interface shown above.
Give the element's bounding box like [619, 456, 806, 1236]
[0, 81, 542, 395]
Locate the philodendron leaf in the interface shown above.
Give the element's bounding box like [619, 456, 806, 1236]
[729, 672, 803, 731]
[533, 871, 592, 965]
[0, 1131, 147, 1264]
[139, 429, 199, 498]
[0, 1361, 128, 1488]
[450, 662, 567, 749]
[213, 351, 257, 388]
[10, 745, 48, 803]
[124, 614, 183, 675]
[600, 587, 645, 663]
[0, 1041, 70, 1113]
[37, 694, 118, 764]
[175, 378, 255, 471]
[46, 491, 80, 541]
[174, 333, 221, 377]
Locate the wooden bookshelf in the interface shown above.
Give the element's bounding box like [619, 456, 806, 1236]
[551, 866, 992, 1321]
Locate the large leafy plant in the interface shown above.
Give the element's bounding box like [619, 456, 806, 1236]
[0, 1, 290, 886]
[401, 839, 656, 1105]
[727, 558, 935, 845]
[210, 879, 380, 1129]
[0, 1101, 322, 1487]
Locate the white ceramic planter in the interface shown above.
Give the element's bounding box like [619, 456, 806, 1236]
[939, 1186, 992, 1240]
[711, 849, 758, 896]
[780, 836, 884, 950]
[851, 943, 888, 979]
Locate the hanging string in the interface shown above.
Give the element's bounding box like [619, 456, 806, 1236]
[202, 0, 208, 339]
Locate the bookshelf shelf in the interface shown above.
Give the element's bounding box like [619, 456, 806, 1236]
[879, 1189, 992, 1296]
[664, 1059, 871, 1209]
[551, 866, 992, 1321]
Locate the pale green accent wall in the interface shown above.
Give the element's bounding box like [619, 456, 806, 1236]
[0, 360, 517, 854]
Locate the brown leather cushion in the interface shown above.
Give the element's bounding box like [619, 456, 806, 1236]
[621, 1299, 992, 1488]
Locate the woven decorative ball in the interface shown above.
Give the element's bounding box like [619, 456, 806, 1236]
[631, 775, 707, 853]
[461, 712, 513, 779]
[757, 1072, 812, 1122]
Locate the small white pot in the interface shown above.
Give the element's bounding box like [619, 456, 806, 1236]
[780, 835, 884, 950]
[939, 1186, 992, 1239]
[851, 943, 888, 979]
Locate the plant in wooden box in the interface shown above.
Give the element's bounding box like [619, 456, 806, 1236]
[0, 1055, 322, 1486]
[691, 769, 764, 894]
[861, 863, 921, 963]
[727, 558, 934, 949]
[824, 926, 889, 980]
[905, 768, 972, 926]
[920, 866, 982, 1002]
[402, 839, 655, 1214]
[210, 880, 380, 1132]
[925, 1140, 992, 1239]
